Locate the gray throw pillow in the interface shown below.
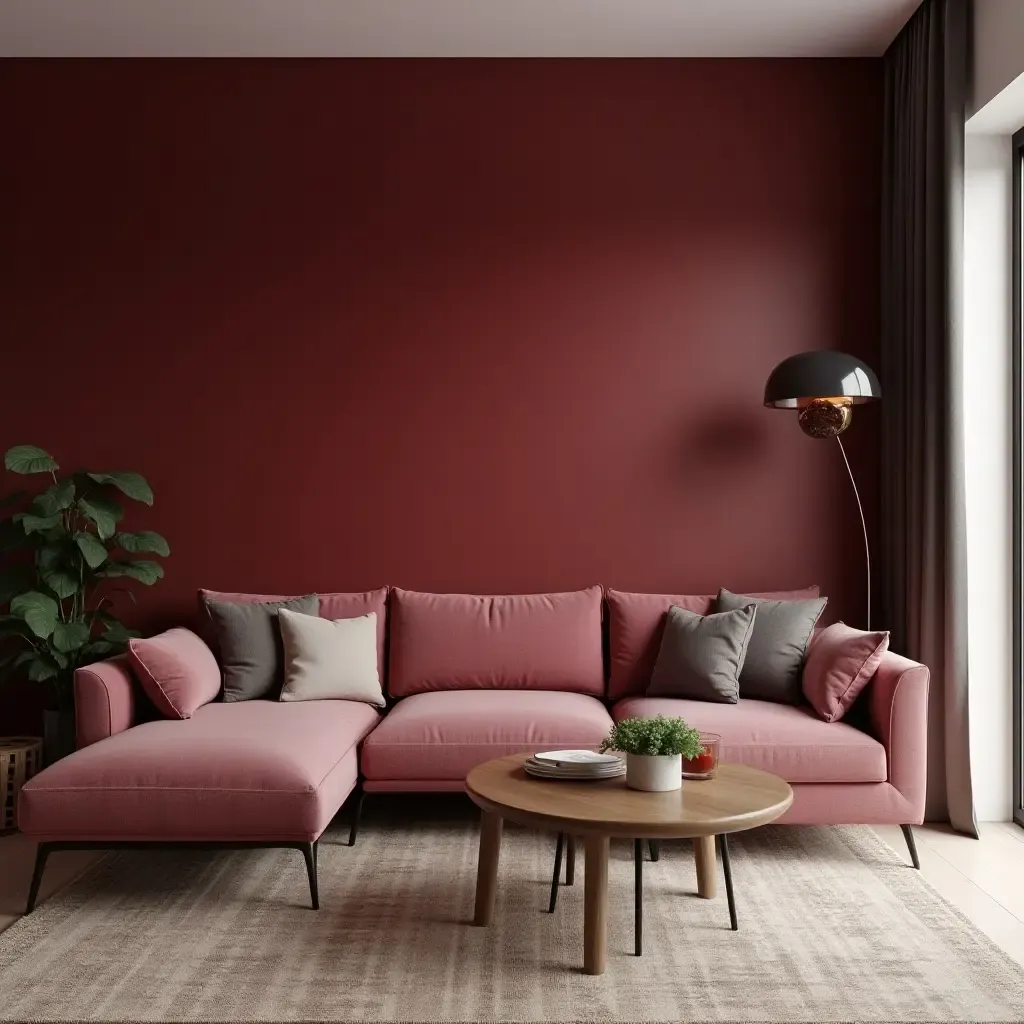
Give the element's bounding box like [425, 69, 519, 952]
[717, 588, 827, 704]
[646, 604, 757, 703]
[204, 594, 319, 702]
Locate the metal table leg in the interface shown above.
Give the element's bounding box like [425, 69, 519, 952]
[718, 833, 738, 931]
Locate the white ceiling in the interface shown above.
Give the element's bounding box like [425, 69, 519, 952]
[1, 0, 923, 58]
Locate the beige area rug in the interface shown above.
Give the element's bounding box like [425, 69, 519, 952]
[1, 804, 1023, 1023]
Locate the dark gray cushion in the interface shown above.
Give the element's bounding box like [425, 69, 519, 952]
[717, 588, 827, 704]
[646, 604, 757, 703]
[204, 594, 319, 702]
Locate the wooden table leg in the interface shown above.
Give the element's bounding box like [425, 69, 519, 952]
[695, 834, 717, 899]
[583, 834, 610, 975]
[474, 811, 503, 926]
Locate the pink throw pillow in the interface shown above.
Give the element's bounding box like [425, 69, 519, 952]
[128, 628, 221, 719]
[802, 622, 889, 722]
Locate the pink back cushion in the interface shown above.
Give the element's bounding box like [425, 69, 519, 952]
[198, 588, 388, 676]
[128, 628, 221, 719]
[606, 586, 822, 699]
[802, 621, 890, 722]
[388, 587, 604, 697]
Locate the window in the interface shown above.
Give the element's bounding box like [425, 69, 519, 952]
[1014, 124, 1024, 828]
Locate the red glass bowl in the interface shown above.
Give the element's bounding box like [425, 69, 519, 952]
[682, 733, 721, 780]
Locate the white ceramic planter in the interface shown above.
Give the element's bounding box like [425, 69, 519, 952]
[626, 753, 682, 792]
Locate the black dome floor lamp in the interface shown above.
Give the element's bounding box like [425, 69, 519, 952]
[764, 351, 881, 630]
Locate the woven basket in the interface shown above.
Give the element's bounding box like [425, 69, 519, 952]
[1, 737, 43, 833]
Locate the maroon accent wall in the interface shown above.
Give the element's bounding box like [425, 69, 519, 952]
[1, 60, 881, 730]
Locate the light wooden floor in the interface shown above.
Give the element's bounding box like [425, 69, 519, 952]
[873, 821, 1024, 969]
[2, 823, 1023, 969]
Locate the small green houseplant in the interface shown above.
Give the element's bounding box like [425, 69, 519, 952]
[601, 715, 704, 792]
[0, 445, 169, 760]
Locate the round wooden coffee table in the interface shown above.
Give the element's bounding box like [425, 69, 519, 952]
[466, 755, 793, 975]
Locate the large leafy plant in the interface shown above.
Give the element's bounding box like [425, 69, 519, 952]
[600, 715, 705, 758]
[0, 445, 169, 706]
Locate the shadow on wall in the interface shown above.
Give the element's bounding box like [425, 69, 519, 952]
[676, 407, 767, 480]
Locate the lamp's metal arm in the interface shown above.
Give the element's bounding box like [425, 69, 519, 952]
[835, 436, 870, 630]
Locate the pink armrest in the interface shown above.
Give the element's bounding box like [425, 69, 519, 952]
[74, 656, 137, 749]
[867, 650, 930, 823]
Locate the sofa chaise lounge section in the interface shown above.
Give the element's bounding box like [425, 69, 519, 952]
[18, 587, 391, 913]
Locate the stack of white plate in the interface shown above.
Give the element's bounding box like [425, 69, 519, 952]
[524, 749, 626, 781]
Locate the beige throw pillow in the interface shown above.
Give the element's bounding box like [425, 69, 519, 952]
[278, 609, 385, 707]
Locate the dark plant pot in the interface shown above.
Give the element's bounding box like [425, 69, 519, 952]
[43, 707, 76, 765]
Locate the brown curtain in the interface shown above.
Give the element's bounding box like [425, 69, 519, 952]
[880, 0, 976, 835]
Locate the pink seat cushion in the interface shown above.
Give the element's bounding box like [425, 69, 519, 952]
[613, 696, 885, 784]
[127, 628, 221, 719]
[361, 690, 614, 782]
[19, 700, 381, 842]
[388, 588, 604, 697]
[198, 588, 388, 675]
[606, 587, 821, 699]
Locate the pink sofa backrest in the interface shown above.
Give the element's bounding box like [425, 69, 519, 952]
[606, 586, 821, 700]
[198, 588, 388, 676]
[388, 587, 604, 697]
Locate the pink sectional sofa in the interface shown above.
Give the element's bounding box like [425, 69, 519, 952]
[18, 584, 929, 913]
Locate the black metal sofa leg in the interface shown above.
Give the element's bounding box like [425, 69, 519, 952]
[27, 839, 323, 913]
[347, 782, 366, 847]
[648, 840, 660, 862]
[302, 841, 319, 909]
[25, 842, 51, 915]
[900, 824, 921, 869]
[565, 835, 575, 885]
